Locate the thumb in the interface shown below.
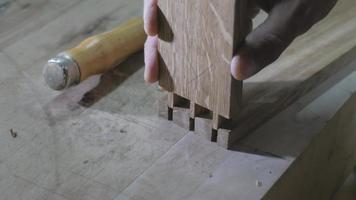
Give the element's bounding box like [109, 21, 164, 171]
[231, 3, 300, 80]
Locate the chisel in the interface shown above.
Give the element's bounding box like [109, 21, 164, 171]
[43, 17, 146, 90]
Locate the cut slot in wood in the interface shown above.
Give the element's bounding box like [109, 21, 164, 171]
[157, 0, 356, 149]
[158, 0, 250, 127]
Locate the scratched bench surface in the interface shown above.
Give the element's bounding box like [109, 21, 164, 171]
[0, 0, 355, 200]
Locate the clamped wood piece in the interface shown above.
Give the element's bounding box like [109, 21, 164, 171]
[158, 0, 251, 148]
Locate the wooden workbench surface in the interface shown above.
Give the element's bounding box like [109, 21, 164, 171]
[0, 0, 355, 199]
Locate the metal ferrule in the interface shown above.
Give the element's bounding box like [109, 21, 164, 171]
[43, 52, 81, 91]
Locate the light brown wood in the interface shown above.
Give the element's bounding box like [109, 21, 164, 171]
[158, 0, 250, 128]
[218, 0, 356, 148]
[2, 0, 356, 198]
[159, 0, 356, 148]
[67, 17, 146, 81]
[264, 93, 356, 200]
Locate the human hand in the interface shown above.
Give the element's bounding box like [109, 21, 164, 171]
[143, 0, 337, 82]
[143, 0, 159, 83]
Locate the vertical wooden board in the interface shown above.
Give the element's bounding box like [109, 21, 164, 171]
[158, 0, 241, 119]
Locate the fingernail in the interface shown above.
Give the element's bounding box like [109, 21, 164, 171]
[231, 55, 257, 80]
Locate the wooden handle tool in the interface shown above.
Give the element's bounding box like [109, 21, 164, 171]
[43, 17, 146, 90]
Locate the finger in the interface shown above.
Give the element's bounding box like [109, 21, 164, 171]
[255, 0, 281, 13]
[144, 0, 158, 36]
[247, 0, 260, 19]
[231, 2, 308, 80]
[144, 36, 159, 83]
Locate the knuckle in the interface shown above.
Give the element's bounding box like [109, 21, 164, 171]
[288, 0, 336, 34]
[291, 0, 314, 28]
[245, 32, 288, 69]
[262, 33, 287, 61]
[247, 0, 260, 18]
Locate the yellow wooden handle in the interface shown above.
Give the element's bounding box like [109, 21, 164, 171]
[67, 17, 146, 81]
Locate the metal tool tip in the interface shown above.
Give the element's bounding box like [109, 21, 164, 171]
[43, 53, 80, 91]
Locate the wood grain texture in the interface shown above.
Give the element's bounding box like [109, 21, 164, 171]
[3, 0, 142, 69]
[158, 0, 356, 148]
[67, 17, 146, 81]
[1, 0, 356, 198]
[219, 0, 356, 148]
[158, 0, 250, 126]
[0, 0, 82, 49]
[263, 93, 356, 200]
